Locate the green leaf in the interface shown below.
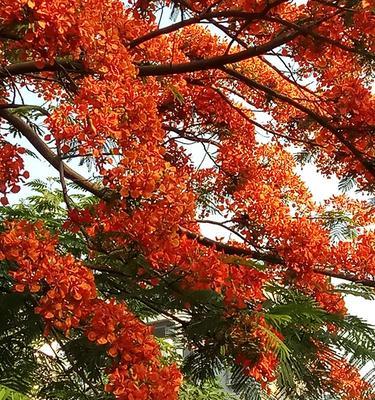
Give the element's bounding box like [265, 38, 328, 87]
[331, 283, 375, 300]
[168, 84, 185, 105]
[0, 385, 30, 400]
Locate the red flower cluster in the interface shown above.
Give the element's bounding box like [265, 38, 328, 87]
[88, 300, 182, 400]
[0, 221, 182, 399]
[319, 350, 372, 400]
[0, 140, 29, 205]
[231, 316, 280, 386]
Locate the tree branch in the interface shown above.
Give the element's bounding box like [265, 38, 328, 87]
[267, 15, 375, 60]
[137, 10, 345, 77]
[313, 269, 375, 288]
[0, 60, 85, 79]
[0, 109, 106, 198]
[221, 67, 375, 179]
[129, 3, 286, 49]
[165, 125, 220, 146]
[137, 29, 301, 77]
[180, 226, 375, 287]
[179, 226, 283, 264]
[212, 86, 325, 147]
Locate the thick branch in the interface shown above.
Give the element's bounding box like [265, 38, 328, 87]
[0, 60, 86, 79]
[0, 109, 105, 198]
[138, 29, 300, 77]
[137, 10, 345, 77]
[180, 227, 375, 288]
[0, 32, 21, 40]
[313, 269, 375, 288]
[178, 226, 282, 264]
[0, 103, 50, 116]
[0, 33, 292, 80]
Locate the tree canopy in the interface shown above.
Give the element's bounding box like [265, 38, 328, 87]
[0, 0, 374, 399]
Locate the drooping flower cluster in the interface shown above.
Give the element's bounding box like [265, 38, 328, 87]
[318, 350, 372, 400]
[0, 221, 182, 399]
[231, 315, 280, 386]
[0, 140, 29, 205]
[88, 300, 182, 400]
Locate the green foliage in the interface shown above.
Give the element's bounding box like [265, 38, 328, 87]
[168, 84, 185, 105]
[293, 149, 316, 166]
[194, 181, 223, 217]
[0, 179, 96, 257]
[158, 340, 239, 399]
[320, 210, 358, 242]
[0, 385, 30, 400]
[0, 290, 42, 396]
[331, 283, 375, 300]
[181, 283, 375, 400]
[338, 174, 356, 193]
[262, 284, 375, 399]
[227, 367, 263, 400]
[179, 379, 238, 400]
[182, 347, 226, 384]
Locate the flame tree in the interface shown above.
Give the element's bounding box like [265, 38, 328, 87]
[0, 0, 374, 399]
